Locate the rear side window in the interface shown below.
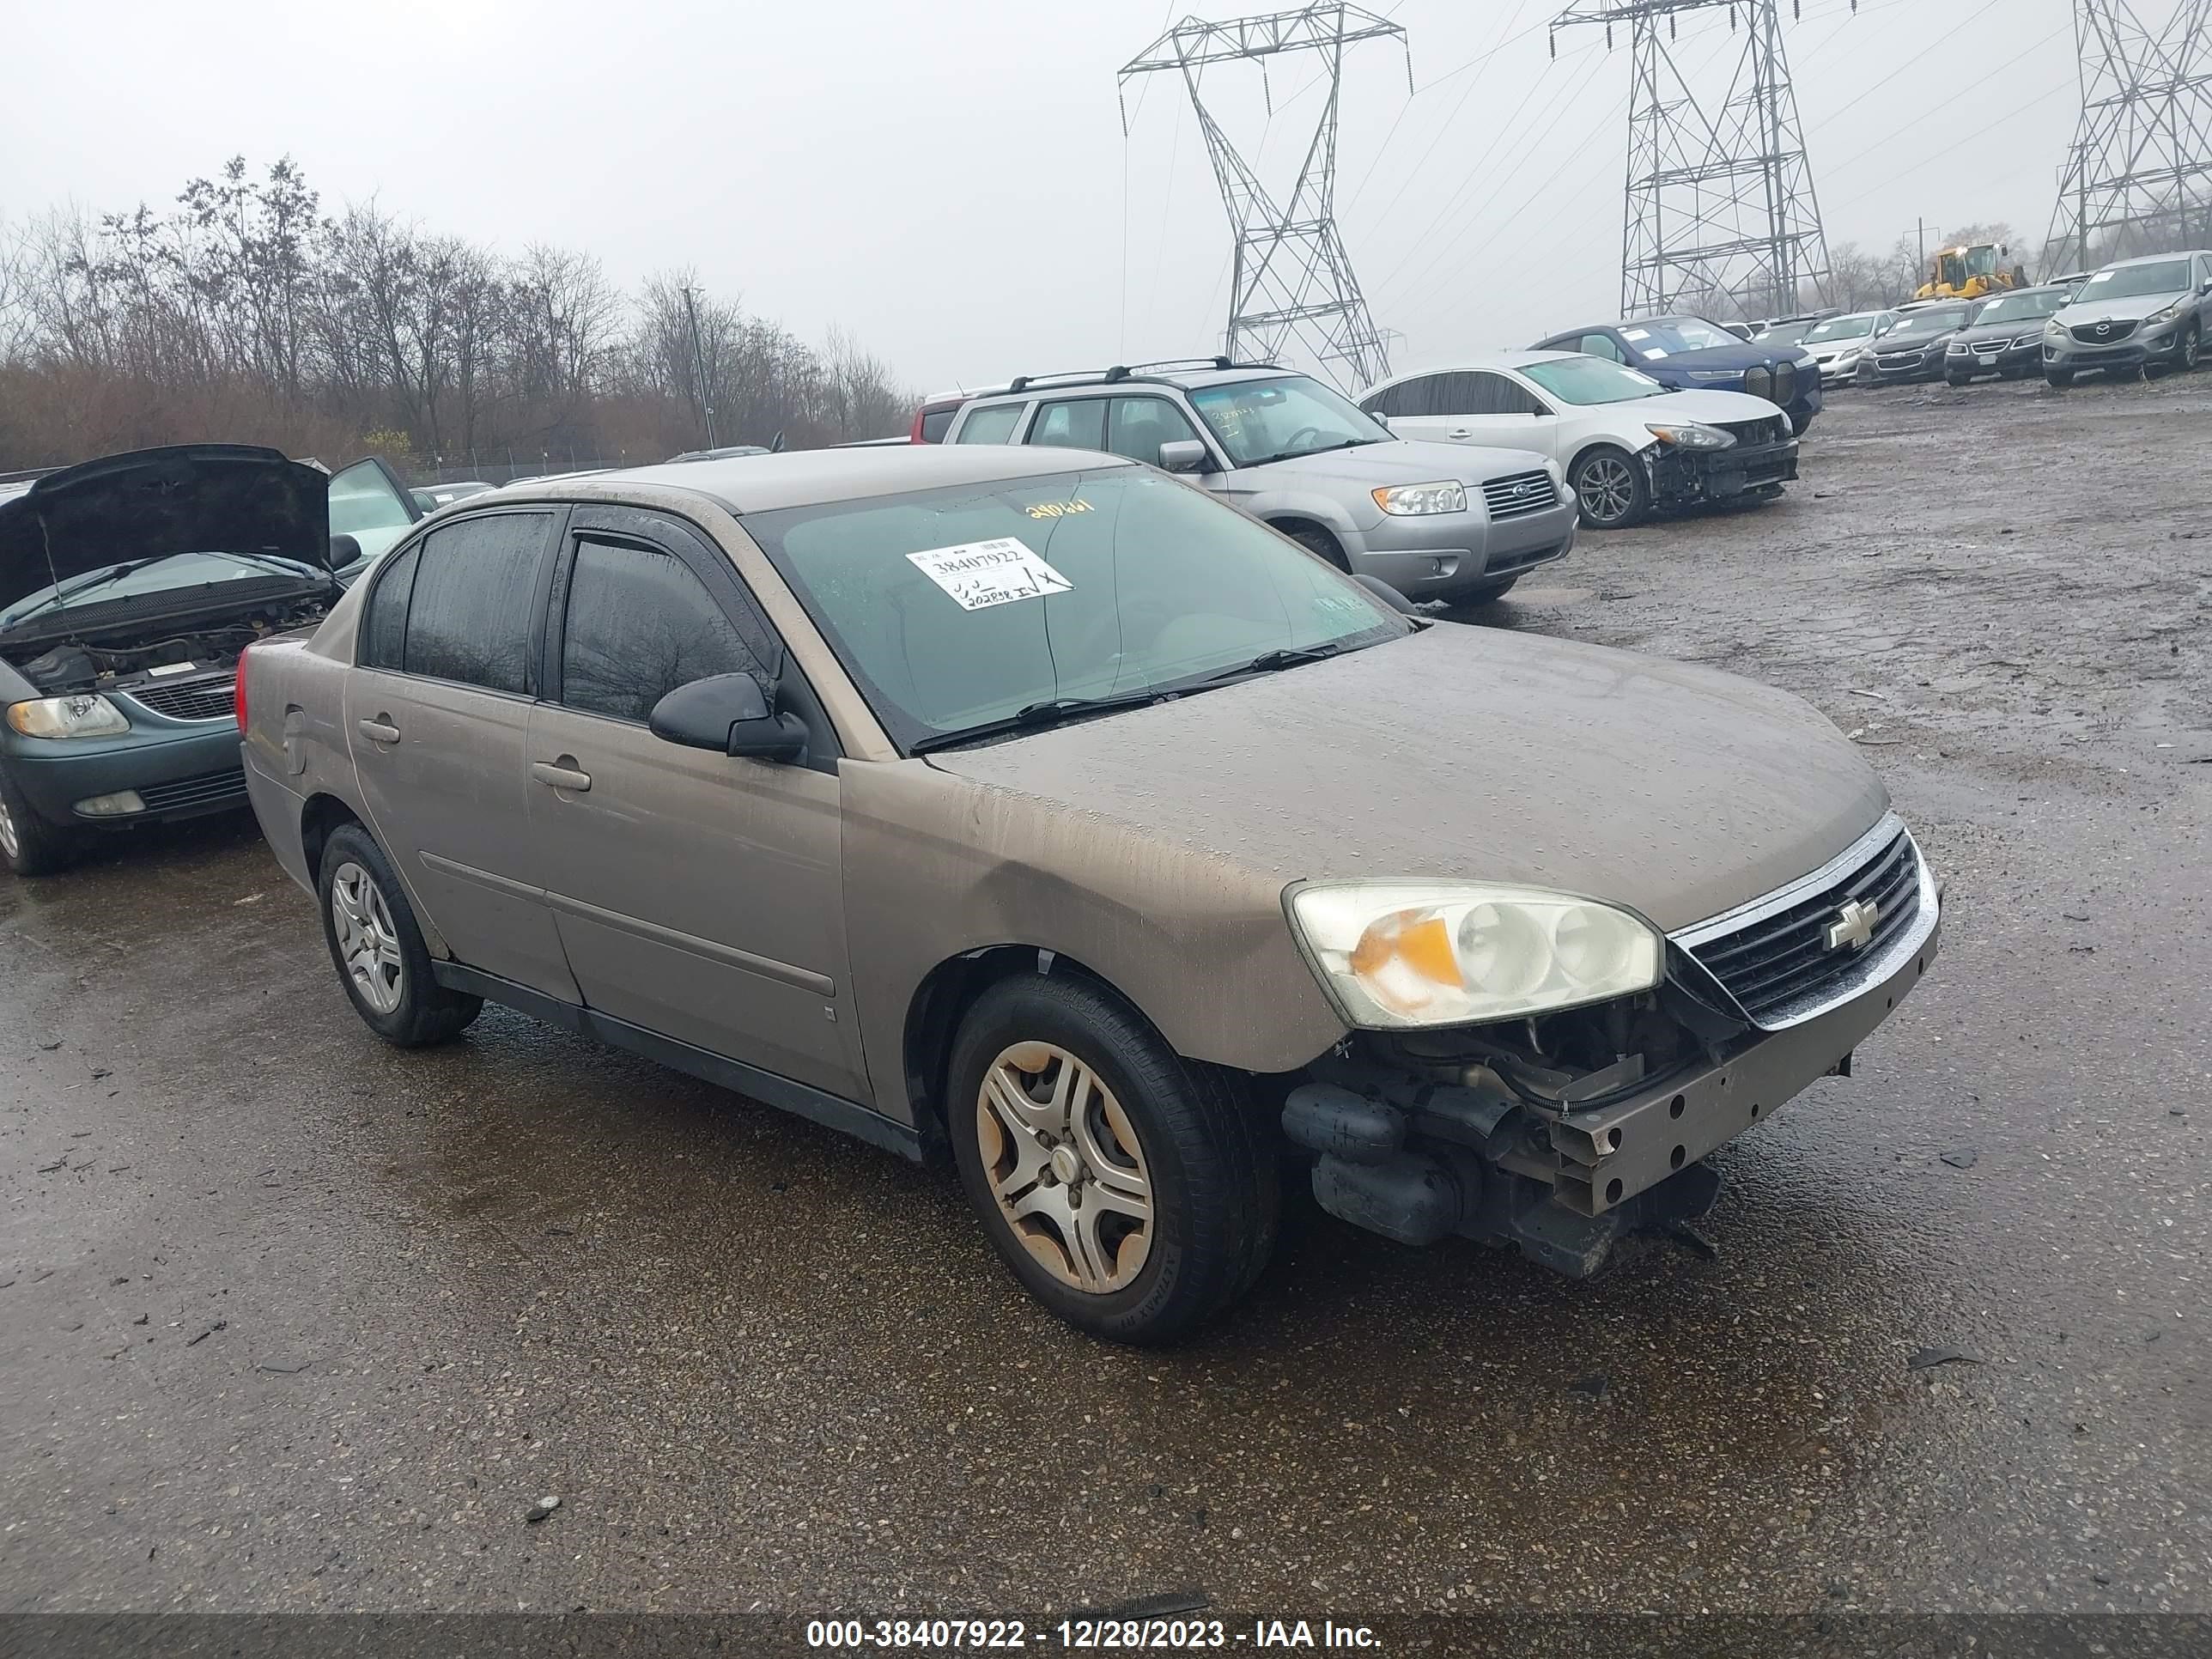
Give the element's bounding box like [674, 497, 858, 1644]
[956, 404, 1025, 445]
[559, 539, 765, 723]
[1030, 399, 1108, 451]
[360, 543, 420, 670]
[402, 513, 551, 695]
[919, 405, 960, 442]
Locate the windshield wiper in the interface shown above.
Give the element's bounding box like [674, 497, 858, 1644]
[909, 688, 1182, 755]
[1202, 642, 1344, 682]
[1241, 437, 1379, 468]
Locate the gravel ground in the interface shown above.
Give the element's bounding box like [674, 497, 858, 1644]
[2, 376, 2207, 1626]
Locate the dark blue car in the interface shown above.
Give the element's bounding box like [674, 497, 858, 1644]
[1532, 315, 1822, 435]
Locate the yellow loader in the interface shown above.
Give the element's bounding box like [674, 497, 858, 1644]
[1916, 243, 2026, 301]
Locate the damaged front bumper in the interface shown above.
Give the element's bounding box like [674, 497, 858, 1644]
[1648, 436, 1799, 510]
[1283, 859, 1942, 1278]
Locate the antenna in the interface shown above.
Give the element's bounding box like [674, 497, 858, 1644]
[1552, 0, 1848, 319]
[2049, 1, 2212, 270]
[1120, 4, 1411, 391]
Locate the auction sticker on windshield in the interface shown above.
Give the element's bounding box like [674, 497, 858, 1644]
[907, 538, 1074, 611]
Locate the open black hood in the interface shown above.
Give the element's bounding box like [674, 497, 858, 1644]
[0, 444, 332, 615]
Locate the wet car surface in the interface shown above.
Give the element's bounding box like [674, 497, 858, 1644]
[3, 378, 2207, 1616]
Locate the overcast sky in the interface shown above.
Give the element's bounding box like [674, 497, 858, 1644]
[4, 0, 2091, 392]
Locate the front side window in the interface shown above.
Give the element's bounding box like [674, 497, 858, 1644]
[1029, 399, 1108, 452]
[1469, 371, 1549, 416]
[1522, 357, 1667, 405]
[1185, 375, 1390, 468]
[401, 513, 550, 695]
[744, 466, 1406, 750]
[1577, 332, 1626, 362]
[559, 539, 765, 723]
[956, 404, 1026, 445]
[1104, 397, 1204, 468]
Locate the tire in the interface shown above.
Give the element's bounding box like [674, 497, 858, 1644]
[947, 972, 1279, 1345]
[1280, 522, 1349, 572]
[2045, 369, 2074, 389]
[0, 763, 77, 878]
[1455, 574, 1520, 605]
[2180, 321, 2202, 372]
[1945, 373, 1971, 388]
[316, 823, 482, 1047]
[1569, 446, 1650, 530]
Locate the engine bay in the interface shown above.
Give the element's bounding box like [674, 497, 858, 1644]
[4, 597, 331, 700]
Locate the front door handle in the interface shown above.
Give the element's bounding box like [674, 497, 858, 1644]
[356, 717, 400, 744]
[1448, 428, 1474, 439]
[530, 760, 592, 793]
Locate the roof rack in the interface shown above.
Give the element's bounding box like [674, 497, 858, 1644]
[1003, 357, 1285, 394]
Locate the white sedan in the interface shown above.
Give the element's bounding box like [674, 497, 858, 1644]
[1357, 351, 1801, 529]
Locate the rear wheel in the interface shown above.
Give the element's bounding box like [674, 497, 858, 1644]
[2180, 321, 2202, 372]
[0, 764, 76, 878]
[1570, 447, 1650, 529]
[317, 823, 482, 1046]
[948, 973, 1279, 1345]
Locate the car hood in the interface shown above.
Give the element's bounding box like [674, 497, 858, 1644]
[1803, 335, 1873, 357]
[1254, 438, 1553, 486]
[2057, 291, 2186, 327]
[925, 623, 1887, 933]
[1876, 324, 1964, 349]
[1956, 316, 2044, 344]
[1630, 343, 1790, 376]
[0, 444, 332, 615]
[1630, 387, 1792, 424]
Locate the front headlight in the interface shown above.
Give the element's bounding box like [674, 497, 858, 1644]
[1288, 881, 1663, 1029]
[1947, 341, 1971, 355]
[1644, 422, 1735, 450]
[2045, 318, 2068, 340]
[6, 694, 131, 739]
[1371, 481, 1467, 516]
[2142, 302, 2181, 330]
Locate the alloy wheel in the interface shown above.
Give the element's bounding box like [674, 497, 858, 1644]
[975, 1040, 1153, 1294]
[330, 860, 405, 1015]
[1577, 457, 1636, 526]
[0, 792, 18, 861]
[2185, 327, 2202, 371]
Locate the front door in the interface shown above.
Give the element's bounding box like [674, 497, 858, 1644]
[345, 508, 579, 1000]
[524, 507, 866, 1102]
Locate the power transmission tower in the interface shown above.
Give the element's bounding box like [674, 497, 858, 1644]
[1552, 0, 1848, 320]
[2048, 1, 2212, 270]
[1119, 4, 1409, 391]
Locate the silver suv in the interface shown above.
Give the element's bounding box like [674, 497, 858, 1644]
[945, 360, 1576, 606]
[2044, 250, 2212, 385]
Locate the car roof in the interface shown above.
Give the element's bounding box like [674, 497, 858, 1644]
[499, 443, 1133, 516]
[1380, 350, 1583, 382]
[2098, 249, 2209, 270]
[963, 362, 1299, 404]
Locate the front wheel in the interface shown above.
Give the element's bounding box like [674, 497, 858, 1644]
[2045, 368, 2074, 389]
[2179, 321, 2202, 372]
[0, 764, 76, 878]
[1280, 522, 1350, 572]
[1945, 373, 1971, 388]
[1456, 574, 1520, 605]
[317, 823, 482, 1046]
[1570, 447, 1650, 529]
[948, 974, 1279, 1345]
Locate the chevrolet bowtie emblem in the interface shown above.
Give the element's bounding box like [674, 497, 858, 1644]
[1825, 898, 1881, 951]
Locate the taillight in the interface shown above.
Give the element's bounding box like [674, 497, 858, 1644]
[234, 645, 251, 732]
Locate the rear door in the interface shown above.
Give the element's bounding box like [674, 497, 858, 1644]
[1425, 370, 1558, 457]
[345, 507, 578, 1000]
[1360, 374, 1448, 443]
[524, 507, 867, 1102]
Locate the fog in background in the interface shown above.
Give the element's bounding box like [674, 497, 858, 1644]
[2, 0, 2095, 395]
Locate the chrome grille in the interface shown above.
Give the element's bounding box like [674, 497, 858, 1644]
[123, 675, 235, 722]
[2071, 319, 2138, 343]
[1480, 469, 1559, 520]
[136, 769, 250, 815]
[1680, 825, 1923, 1027]
[1876, 349, 1926, 370]
[1743, 365, 1774, 399]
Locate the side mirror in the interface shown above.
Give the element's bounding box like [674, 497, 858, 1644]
[1156, 439, 1210, 474]
[328, 533, 363, 569]
[649, 673, 807, 762]
[1368, 410, 1391, 429]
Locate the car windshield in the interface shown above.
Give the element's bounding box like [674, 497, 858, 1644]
[1521, 357, 1668, 405]
[1186, 375, 1389, 467]
[1620, 318, 1735, 354]
[1973, 289, 2069, 324]
[2080, 259, 2193, 301]
[1804, 313, 1879, 343]
[1759, 320, 1816, 345]
[0, 550, 319, 629]
[743, 465, 1407, 751]
[1895, 306, 1972, 332]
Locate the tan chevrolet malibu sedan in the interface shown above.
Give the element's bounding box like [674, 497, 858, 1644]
[239, 445, 1939, 1343]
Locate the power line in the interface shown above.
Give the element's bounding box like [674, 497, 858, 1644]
[2047, 0, 2212, 266]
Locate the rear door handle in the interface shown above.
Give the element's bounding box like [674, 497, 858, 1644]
[530, 761, 592, 793]
[356, 718, 400, 744]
